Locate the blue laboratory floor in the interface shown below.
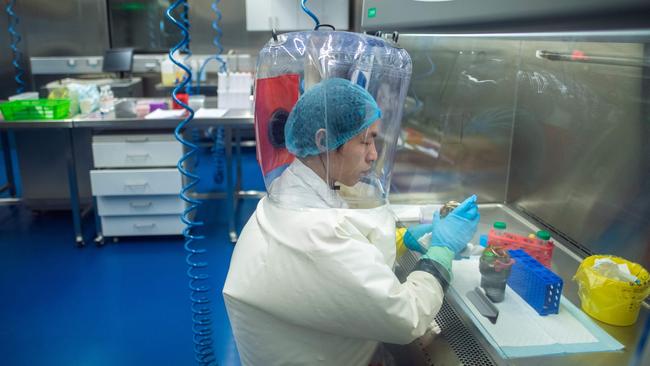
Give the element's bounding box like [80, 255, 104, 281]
[0, 147, 263, 366]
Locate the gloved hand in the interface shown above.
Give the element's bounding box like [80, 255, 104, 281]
[403, 223, 432, 254]
[421, 246, 454, 276]
[430, 195, 480, 256]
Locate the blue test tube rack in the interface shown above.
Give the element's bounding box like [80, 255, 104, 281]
[507, 249, 563, 315]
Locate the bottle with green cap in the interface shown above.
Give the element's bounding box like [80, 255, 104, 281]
[493, 221, 507, 236]
[536, 230, 551, 246]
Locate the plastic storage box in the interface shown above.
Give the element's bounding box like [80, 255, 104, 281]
[507, 249, 563, 316]
[488, 228, 554, 268]
[0, 99, 70, 121]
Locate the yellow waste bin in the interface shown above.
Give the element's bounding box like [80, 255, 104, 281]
[574, 255, 650, 326]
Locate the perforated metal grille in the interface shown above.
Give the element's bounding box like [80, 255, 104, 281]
[395, 250, 419, 282]
[395, 251, 497, 366]
[432, 300, 497, 366]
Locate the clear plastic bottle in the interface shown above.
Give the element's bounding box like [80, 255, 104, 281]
[493, 221, 507, 236]
[536, 230, 551, 246]
[161, 58, 176, 86]
[99, 85, 114, 114]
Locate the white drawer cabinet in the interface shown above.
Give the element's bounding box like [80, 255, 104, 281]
[92, 134, 182, 168]
[90, 169, 182, 196]
[100, 215, 184, 236]
[91, 133, 185, 239]
[96, 195, 185, 216]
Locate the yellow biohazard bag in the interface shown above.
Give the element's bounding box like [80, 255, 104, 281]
[574, 255, 650, 326]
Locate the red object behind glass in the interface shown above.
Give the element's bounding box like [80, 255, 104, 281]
[254, 74, 300, 178]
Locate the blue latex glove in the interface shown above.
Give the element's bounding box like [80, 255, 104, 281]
[430, 195, 480, 256]
[403, 223, 432, 254]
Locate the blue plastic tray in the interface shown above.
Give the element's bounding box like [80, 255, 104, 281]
[507, 249, 563, 315]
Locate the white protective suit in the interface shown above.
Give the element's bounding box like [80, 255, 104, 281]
[223, 159, 445, 366]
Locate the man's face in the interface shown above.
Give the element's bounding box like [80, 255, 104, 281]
[329, 121, 380, 186]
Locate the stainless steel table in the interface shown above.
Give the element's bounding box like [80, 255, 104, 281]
[0, 118, 85, 245]
[0, 108, 255, 245]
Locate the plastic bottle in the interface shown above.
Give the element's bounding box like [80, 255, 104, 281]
[161, 58, 176, 86]
[493, 221, 507, 236]
[99, 87, 107, 113]
[99, 85, 114, 114]
[106, 86, 114, 112]
[536, 230, 551, 246]
[174, 62, 186, 85]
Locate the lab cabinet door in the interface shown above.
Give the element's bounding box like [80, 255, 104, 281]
[246, 0, 349, 31]
[246, 0, 299, 31]
[245, 0, 273, 31]
[274, 0, 300, 31]
[296, 0, 349, 30]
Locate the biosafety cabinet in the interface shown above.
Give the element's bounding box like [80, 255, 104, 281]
[361, 0, 650, 365]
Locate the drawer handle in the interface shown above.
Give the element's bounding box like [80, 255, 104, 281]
[125, 153, 151, 160]
[125, 137, 150, 143]
[133, 223, 156, 229]
[129, 201, 153, 208]
[124, 182, 149, 189]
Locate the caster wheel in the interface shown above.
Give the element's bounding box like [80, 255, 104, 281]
[94, 235, 105, 246]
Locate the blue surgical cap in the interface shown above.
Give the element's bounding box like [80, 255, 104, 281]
[284, 78, 381, 158]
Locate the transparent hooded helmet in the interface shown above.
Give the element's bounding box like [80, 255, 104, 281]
[253, 31, 412, 209]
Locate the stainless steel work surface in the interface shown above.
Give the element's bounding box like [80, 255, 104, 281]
[0, 111, 252, 129]
[0, 119, 74, 129]
[73, 108, 253, 129]
[391, 203, 646, 365]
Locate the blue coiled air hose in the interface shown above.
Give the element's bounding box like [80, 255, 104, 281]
[181, 1, 192, 95]
[212, 126, 225, 185]
[301, 0, 320, 28]
[166, 1, 216, 365]
[196, 0, 227, 185]
[4, 0, 24, 199]
[6, 0, 25, 93]
[196, 0, 227, 94]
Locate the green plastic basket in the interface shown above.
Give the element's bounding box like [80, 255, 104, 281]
[0, 99, 70, 121]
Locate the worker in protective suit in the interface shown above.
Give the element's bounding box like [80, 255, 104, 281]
[223, 77, 480, 366]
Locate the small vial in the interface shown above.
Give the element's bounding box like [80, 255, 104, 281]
[493, 221, 507, 236]
[536, 230, 551, 246]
